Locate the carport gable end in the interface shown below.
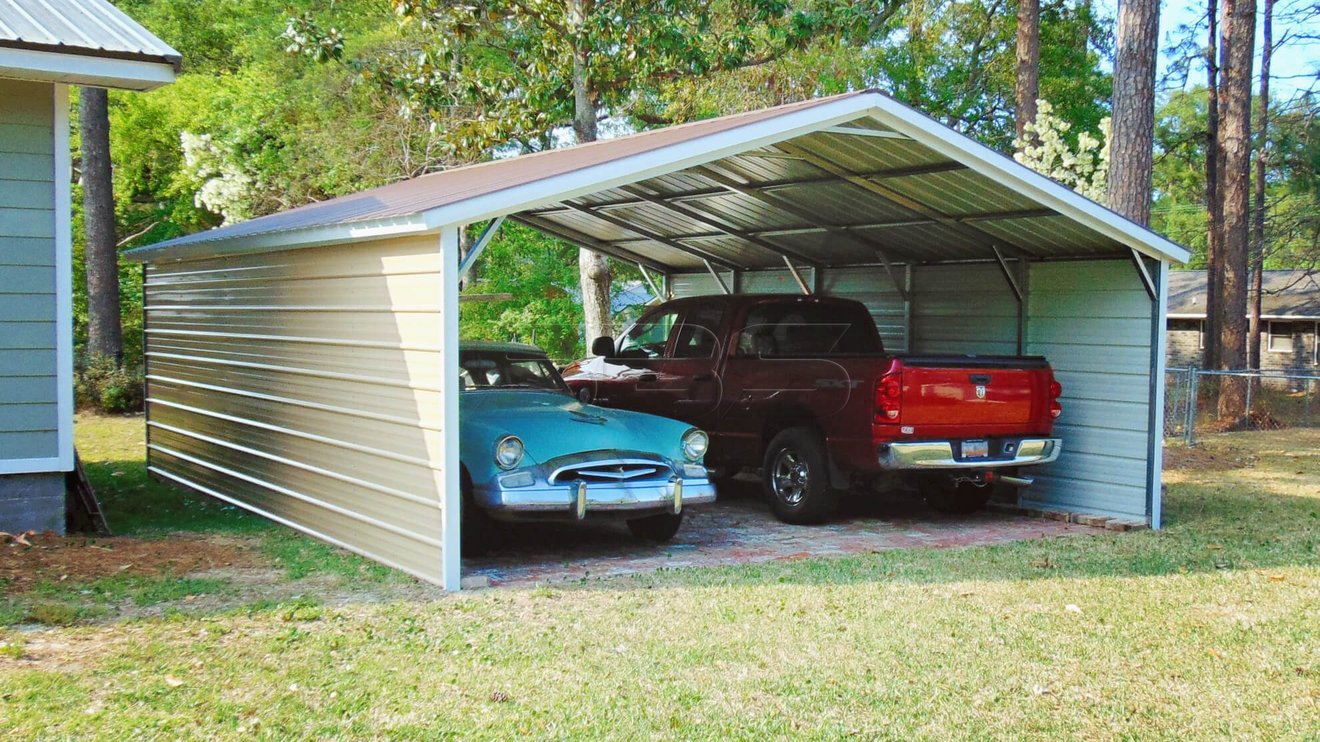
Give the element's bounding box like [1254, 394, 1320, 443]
[127, 90, 1188, 589]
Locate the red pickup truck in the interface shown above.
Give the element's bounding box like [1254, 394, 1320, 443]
[563, 294, 1063, 524]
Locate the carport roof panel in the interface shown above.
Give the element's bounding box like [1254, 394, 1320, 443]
[128, 90, 1191, 267]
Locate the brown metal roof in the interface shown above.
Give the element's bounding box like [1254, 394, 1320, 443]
[129, 90, 1191, 270]
[133, 92, 868, 256]
[1169, 270, 1320, 319]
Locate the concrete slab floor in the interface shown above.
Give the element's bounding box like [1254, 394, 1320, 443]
[462, 480, 1104, 589]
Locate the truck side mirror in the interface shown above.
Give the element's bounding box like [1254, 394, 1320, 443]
[591, 336, 615, 357]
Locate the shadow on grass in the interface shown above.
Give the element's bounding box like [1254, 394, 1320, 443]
[47, 427, 1319, 622]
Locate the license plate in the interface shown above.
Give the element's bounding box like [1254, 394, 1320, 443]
[961, 440, 989, 458]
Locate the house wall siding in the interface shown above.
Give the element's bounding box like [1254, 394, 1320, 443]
[1165, 320, 1318, 374]
[0, 79, 59, 465]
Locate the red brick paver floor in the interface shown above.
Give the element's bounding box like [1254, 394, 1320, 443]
[462, 480, 1102, 588]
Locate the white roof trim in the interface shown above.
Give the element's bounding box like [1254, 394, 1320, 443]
[0, 45, 174, 90]
[137, 216, 433, 264]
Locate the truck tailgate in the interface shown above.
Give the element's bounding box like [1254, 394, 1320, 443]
[897, 357, 1049, 427]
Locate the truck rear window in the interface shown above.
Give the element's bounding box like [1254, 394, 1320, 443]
[737, 303, 881, 357]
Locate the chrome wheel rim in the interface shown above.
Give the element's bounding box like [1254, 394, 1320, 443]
[771, 449, 810, 505]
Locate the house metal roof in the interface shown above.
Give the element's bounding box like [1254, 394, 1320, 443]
[0, 0, 179, 68]
[1169, 270, 1320, 319]
[128, 90, 1192, 271]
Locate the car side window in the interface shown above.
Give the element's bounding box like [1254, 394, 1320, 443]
[671, 304, 725, 359]
[617, 310, 678, 358]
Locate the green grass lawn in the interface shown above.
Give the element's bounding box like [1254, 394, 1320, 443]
[1, 415, 1317, 739]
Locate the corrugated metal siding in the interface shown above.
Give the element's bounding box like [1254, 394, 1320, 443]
[1022, 260, 1152, 521]
[911, 263, 1020, 355]
[0, 78, 58, 461]
[143, 235, 448, 583]
[0, 0, 181, 64]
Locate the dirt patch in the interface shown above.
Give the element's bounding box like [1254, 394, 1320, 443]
[1165, 443, 1257, 472]
[0, 532, 261, 594]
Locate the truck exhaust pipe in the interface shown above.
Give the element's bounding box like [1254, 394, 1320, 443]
[998, 474, 1035, 488]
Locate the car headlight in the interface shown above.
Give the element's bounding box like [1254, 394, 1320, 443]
[494, 435, 525, 470]
[681, 428, 709, 462]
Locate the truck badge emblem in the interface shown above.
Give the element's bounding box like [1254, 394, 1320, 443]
[975, 385, 987, 399]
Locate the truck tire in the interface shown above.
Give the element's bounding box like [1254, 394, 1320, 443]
[627, 512, 684, 542]
[920, 473, 993, 514]
[762, 428, 838, 524]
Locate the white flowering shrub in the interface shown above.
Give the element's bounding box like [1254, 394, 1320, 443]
[1013, 100, 1110, 203]
[180, 131, 256, 225]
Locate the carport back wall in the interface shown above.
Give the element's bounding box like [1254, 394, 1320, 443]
[142, 235, 449, 583]
[673, 257, 1154, 523]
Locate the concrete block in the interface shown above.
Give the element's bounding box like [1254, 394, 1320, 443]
[0, 472, 65, 534]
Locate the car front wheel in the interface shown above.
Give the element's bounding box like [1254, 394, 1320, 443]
[762, 427, 838, 524]
[627, 512, 684, 542]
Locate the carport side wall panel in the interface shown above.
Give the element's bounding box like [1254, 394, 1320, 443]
[1023, 259, 1153, 522]
[142, 235, 448, 584]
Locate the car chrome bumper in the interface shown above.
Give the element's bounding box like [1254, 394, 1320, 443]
[473, 477, 717, 517]
[877, 438, 1062, 470]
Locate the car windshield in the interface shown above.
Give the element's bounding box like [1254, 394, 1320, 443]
[460, 350, 567, 392]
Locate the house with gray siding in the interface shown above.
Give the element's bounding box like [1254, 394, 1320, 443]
[0, 0, 177, 532]
[1167, 270, 1319, 372]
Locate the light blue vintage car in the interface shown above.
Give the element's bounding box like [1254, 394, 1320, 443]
[459, 341, 715, 549]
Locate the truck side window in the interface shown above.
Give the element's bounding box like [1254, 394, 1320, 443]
[617, 310, 678, 359]
[737, 304, 881, 357]
[671, 305, 725, 358]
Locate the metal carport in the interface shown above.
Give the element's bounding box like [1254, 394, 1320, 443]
[128, 89, 1189, 590]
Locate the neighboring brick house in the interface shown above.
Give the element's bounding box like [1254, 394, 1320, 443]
[1167, 270, 1319, 373]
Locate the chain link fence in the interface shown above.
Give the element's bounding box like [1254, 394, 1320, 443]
[1165, 367, 1320, 444]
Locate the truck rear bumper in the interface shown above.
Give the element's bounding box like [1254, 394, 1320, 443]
[877, 438, 1062, 470]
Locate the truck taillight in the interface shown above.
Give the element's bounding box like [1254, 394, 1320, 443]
[1049, 377, 1063, 419]
[874, 370, 902, 423]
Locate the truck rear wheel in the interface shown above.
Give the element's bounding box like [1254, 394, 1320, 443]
[762, 428, 838, 524]
[920, 473, 993, 514]
[627, 512, 684, 542]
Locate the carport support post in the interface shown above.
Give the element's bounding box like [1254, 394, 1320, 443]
[441, 225, 464, 590]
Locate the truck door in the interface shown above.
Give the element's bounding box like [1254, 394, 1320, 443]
[664, 302, 725, 424]
[614, 303, 724, 420]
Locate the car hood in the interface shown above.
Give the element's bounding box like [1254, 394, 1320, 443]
[459, 389, 694, 468]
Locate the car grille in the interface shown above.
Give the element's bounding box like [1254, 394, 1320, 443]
[548, 459, 671, 485]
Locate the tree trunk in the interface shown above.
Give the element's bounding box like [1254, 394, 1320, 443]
[1215, 0, 1256, 425]
[79, 86, 122, 364]
[1203, 0, 1222, 369]
[1248, 0, 1272, 370]
[1106, 0, 1160, 224]
[1014, 0, 1041, 147]
[568, 0, 611, 348]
